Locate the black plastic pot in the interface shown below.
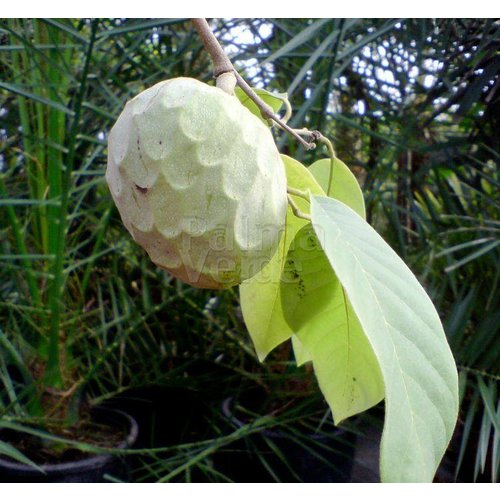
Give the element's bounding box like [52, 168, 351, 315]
[0, 408, 138, 483]
[217, 394, 357, 482]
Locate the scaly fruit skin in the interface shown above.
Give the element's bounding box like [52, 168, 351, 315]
[106, 78, 287, 289]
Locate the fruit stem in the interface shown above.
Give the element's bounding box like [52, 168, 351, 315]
[191, 18, 233, 78]
[191, 18, 315, 150]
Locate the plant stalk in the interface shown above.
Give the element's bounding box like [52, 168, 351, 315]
[191, 18, 315, 150]
[45, 20, 98, 389]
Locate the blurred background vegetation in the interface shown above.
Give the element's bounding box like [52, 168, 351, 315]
[0, 18, 498, 482]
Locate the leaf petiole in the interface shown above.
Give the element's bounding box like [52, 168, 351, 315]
[286, 186, 310, 201]
[287, 194, 311, 221]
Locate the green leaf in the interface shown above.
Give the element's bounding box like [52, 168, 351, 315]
[493, 400, 500, 483]
[310, 195, 459, 482]
[287, 29, 339, 96]
[281, 155, 381, 421]
[291, 335, 312, 366]
[262, 19, 331, 64]
[96, 19, 185, 38]
[477, 377, 500, 435]
[0, 81, 73, 116]
[0, 440, 44, 473]
[281, 225, 384, 422]
[444, 239, 500, 273]
[308, 158, 366, 218]
[239, 155, 324, 360]
[455, 390, 479, 480]
[235, 87, 286, 125]
[335, 19, 399, 63]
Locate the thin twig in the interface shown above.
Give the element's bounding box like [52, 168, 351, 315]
[191, 18, 315, 150]
[234, 73, 314, 149]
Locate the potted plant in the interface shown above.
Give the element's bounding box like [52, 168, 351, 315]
[216, 360, 361, 482]
[0, 19, 144, 481]
[2, 18, 472, 483]
[0, 18, 278, 483]
[103, 18, 459, 483]
[411, 162, 499, 483]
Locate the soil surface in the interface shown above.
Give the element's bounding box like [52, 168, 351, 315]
[1, 416, 127, 465]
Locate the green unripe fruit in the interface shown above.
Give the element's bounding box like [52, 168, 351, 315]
[106, 78, 287, 289]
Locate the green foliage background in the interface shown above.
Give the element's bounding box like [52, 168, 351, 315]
[0, 18, 498, 482]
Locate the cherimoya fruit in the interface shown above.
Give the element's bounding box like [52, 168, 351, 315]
[106, 77, 287, 289]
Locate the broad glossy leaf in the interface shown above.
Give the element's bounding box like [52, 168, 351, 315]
[308, 158, 365, 218]
[239, 155, 324, 360]
[310, 195, 459, 482]
[281, 225, 384, 422]
[235, 87, 286, 125]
